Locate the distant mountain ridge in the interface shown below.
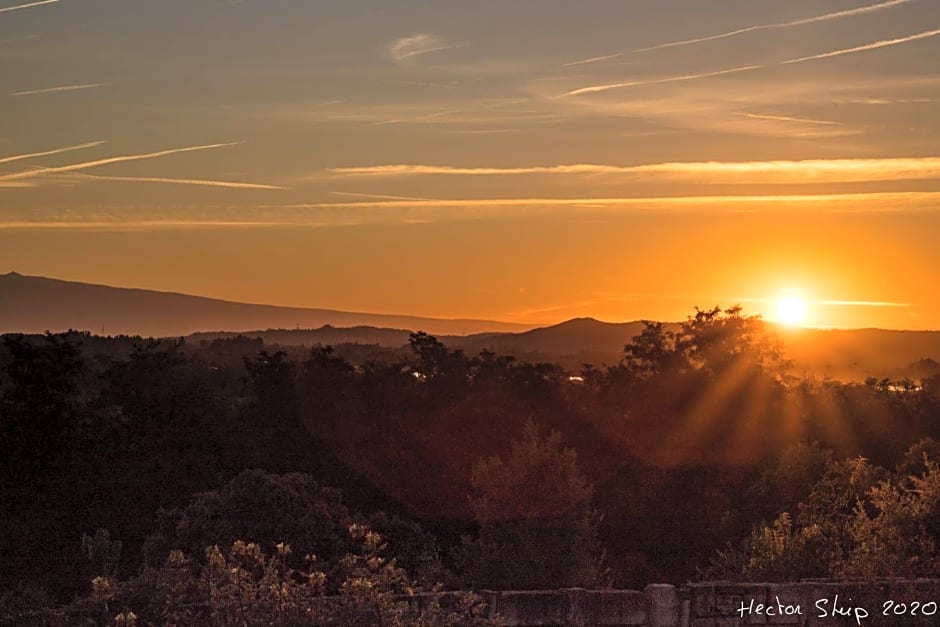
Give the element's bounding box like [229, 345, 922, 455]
[195, 317, 940, 381]
[0, 272, 530, 337]
[4, 273, 940, 381]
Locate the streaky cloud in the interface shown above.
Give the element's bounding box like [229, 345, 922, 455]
[277, 191, 940, 211]
[735, 112, 841, 126]
[68, 173, 285, 190]
[0, 140, 105, 165]
[0, 220, 286, 231]
[327, 156, 940, 184]
[568, 26, 940, 96]
[633, 0, 914, 52]
[562, 52, 624, 67]
[0, 0, 58, 14]
[818, 300, 913, 307]
[565, 65, 760, 96]
[0, 142, 243, 182]
[0, 34, 39, 45]
[329, 191, 442, 202]
[11, 83, 106, 97]
[387, 33, 465, 62]
[782, 27, 940, 64]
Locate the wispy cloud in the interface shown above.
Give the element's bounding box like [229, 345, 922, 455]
[734, 112, 841, 126]
[0, 140, 104, 165]
[562, 52, 624, 67]
[387, 33, 464, 62]
[818, 300, 913, 307]
[329, 191, 441, 202]
[276, 191, 940, 212]
[0, 34, 39, 45]
[567, 25, 940, 97]
[633, 0, 914, 52]
[0, 220, 286, 231]
[0, 142, 242, 182]
[441, 128, 519, 135]
[326, 157, 940, 184]
[782, 27, 940, 64]
[11, 83, 106, 97]
[67, 172, 285, 190]
[566, 65, 760, 96]
[0, 0, 58, 14]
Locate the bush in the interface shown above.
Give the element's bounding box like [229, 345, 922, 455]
[2, 526, 500, 627]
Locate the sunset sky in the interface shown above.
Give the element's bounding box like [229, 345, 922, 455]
[2, 0, 939, 329]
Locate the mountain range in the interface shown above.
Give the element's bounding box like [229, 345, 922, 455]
[0, 272, 528, 337]
[3, 272, 940, 380]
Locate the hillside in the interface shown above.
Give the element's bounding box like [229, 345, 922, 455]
[0, 272, 529, 338]
[196, 318, 940, 381]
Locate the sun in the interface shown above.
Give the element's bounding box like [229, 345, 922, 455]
[776, 295, 808, 326]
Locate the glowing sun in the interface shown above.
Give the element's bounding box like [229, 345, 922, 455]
[776, 295, 808, 326]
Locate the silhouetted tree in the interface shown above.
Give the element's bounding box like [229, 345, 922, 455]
[456, 421, 606, 589]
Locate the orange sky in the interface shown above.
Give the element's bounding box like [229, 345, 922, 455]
[2, 0, 939, 329]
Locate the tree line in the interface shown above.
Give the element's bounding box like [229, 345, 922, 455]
[3, 307, 940, 623]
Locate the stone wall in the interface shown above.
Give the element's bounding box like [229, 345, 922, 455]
[410, 580, 940, 626]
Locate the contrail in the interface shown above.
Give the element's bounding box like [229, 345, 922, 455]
[633, 0, 914, 52]
[782, 26, 940, 64]
[735, 112, 840, 126]
[568, 25, 940, 96]
[12, 83, 106, 97]
[0, 140, 104, 165]
[566, 65, 760, 96]
[274, 191, 940, 210]
[71, 173, 285, 190]
[818, 300, 912, 307]
[326, 156, 940, 182]
[0, 142, 242, 182]
[0, 0, 59, 14]
[563, 52, 624, 67]
[329, 190, 442, 201]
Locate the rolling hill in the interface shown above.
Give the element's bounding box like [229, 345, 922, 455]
[4, 272, 939, 380]
[0, 272, 529, 338]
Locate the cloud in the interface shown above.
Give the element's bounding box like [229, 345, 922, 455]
[782, 27, 940, 64]
[566, 65, 760, 96]
[66, 172, 285, 190]
[0, 34, 39, 45]
[0, 142, 243, 182]
[387, 33, 463, 62]
[326, 156, 940, 184]
[734, 112, 841, 126]
[0, 220, 284, 230]
[0, 0, 58, 14]
[633, 0, 914, 53]
[329, 191, 441, 201]
[562, 52, 624, 67]
[276, 191, 940, 212]
[818, 300, 912, 307]
[11, 83, 106, 97]
[0, 140, 104, 165]
[567, 26, 940, 97]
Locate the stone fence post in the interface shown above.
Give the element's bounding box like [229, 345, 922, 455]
[645, 584, 680, 627]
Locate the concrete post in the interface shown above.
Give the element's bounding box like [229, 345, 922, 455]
[646, 584, 680, 627]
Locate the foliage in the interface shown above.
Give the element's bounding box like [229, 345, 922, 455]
[706, 441, 940, 581]
[456, 421, 607, 589]
[0, 527, 501, 627]
[623, 306, 788, 381]
[3, 311, 940, 597]
[83, 529, 124, 579]
[143, 470, 357, 581]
